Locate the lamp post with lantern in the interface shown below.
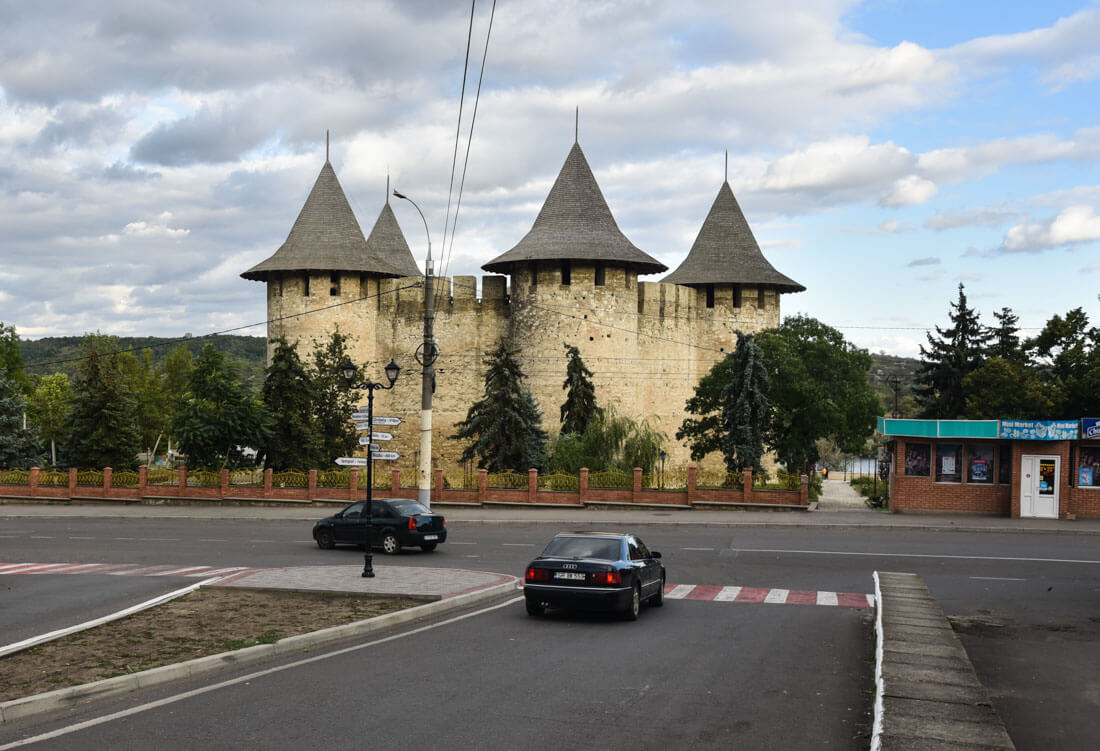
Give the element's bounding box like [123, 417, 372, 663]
[341, 358, 401, 578]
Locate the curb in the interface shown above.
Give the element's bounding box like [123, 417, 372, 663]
[0, 577, 520, 726]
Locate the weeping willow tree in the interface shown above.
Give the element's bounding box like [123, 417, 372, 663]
[548, 405, 666, 474]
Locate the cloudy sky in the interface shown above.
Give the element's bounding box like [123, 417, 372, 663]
[2, 0, 1099, 357]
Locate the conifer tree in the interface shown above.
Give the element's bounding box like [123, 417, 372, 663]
[309, 331, 359, 464]
[262, 338, 322, 469]
[452, 340, 547, 472]
[0, 371, 42, 468]
[914, 284, 988, 419]
[989, 307, 1022, 362]
[67, 336, 141, 469]
[560, 344, 599, 435]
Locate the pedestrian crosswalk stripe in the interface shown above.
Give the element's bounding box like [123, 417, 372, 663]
[664, 583, 873, 608]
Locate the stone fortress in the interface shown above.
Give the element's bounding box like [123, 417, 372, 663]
[242, 139, 804, 471]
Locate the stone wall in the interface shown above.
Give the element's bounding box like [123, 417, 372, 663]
[267, 266, 782, 471]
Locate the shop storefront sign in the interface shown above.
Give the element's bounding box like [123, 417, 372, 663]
[998, 419, 1078, 440]
[1082, 418, 1100, 439]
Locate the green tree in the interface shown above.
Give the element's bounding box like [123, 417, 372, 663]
[719, 333, 770, 474]
[262, 339, 322, 469]
[67, 336, 141, 469]
[119, 348, 170, 455]
[988, 307, 1022, 362]
[308, 331, 359, 464]
[0, 371, 42, 468]
[549, 405, 666, 474]
[0, 322, 28, 392]
[452, 340, 547, 472]
[914, 284, 988, 419]
[26, 373, 73, 466]
[560, 345, 600, 435]
[1024, 308, 1100, 417]
[172, 344, 270, 469]
[963, 357, 1053, 419]
[757, 316, 879, 477]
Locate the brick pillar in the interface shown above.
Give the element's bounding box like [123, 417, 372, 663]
[349, 469, 359, 501]
[528, 468, 538, 503]
[263, 468, 273, 499]
[30, 466, 40, 497]
[221, 469, 230, 499]
[104, 467, 113, 494]
[434, 467, 444, 501]
[478, 468, 488, 505]
[687, 464, 697, 506]
[633, 467, 642, 502]
[69, 467, 78, 497]
[308, 469, 318, 501]
[139, 465, 148, 497]
[800, 474, 809, 506]
[579, 468, 589, 505]
[743, 468, 752, 503]
[178, 466, 187, 493]
[391, 468, 401, 494]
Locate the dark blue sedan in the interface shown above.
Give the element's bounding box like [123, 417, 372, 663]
[313, 498, 446, 554]
[523, 532, 666, 620]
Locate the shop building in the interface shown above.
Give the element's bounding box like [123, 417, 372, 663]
[878, 417, 1100, 519]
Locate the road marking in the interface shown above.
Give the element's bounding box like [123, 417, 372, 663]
[969, 576, 1026, 581]
[0, 596, 524, 750]
[449, 541, 478, 545]
[664, 583, 873, 608]
[682, 547, 714, 551]
[729, 548, 1100, 565]
[502, 543, 535, 547]
[199, 539, 227, 542]
[70, 536, 96, 540]
[29, 536, 55, 539]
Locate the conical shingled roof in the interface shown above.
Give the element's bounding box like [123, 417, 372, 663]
[482, 142, 666, 275]
[364, 201, 423, 278]
[241, 161, 412, 281]
[662, 181, 805, 293]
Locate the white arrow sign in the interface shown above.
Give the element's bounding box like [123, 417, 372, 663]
[358, 438, 381, 450]
[371, 451, 400, 461]
[350, 412, 371, 421]
[335, 457, 368, 466]
[354, 421, 372, 431]
[367, 431, 393, 441]
[373, 416, 402, 426]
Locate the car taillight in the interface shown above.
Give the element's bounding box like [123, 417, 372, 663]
[526, 568, 551, 582]
[589, 571, 621, 585]
[408, 517, 417, 531]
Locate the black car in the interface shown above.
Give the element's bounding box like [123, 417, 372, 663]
[313, 499, 446, 554]
[523, 532, 665, 620]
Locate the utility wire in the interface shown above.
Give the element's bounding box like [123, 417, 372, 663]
[439, 0, 477, 276]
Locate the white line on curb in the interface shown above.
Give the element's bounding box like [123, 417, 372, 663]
[0, 576, 224, 659]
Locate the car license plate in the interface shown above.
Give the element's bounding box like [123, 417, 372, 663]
[423, 535, 438, 541]
[553, 572, 585, 580]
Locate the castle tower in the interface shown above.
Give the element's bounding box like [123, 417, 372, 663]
[662, 180, 804, 335]
[482, 140, 667, 435]
[240, 155, 420, 367]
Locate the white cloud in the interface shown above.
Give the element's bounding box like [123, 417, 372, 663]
[122, 211, 190, 239]
[880, 175, 937, 207]
[1002, 204, 1100, 252]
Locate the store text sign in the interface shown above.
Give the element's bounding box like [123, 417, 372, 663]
[998, 420, 1078, 440]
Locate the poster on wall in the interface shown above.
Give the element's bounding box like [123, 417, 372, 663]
[905, 444, 931, 476]
[936, 443, 962, 483]
[1079, 445, 1100, 488]
[999, 420, 1078, 440]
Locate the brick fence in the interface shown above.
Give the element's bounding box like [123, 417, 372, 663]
[0, 466, 809, 508]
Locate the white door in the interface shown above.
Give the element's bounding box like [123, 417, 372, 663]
[1020, 455, 1059, 519]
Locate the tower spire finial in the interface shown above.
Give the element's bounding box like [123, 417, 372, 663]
[386, 173, 390, 204]
[575, 106, 579, 144]
[725, 150, 728, 183]
[326, 130, 330, 163]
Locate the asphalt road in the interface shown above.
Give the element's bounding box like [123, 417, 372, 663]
[2, 517, 1098, 749]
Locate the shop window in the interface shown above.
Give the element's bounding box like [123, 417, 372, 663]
[904, 443, 930, 477]
[1079, 445, 1100, 487]
[998, 445, 1012, 484]
[967, 444, 994, 484]
[935, 443, 962, 483]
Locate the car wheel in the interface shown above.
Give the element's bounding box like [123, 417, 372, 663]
[623, 583, 640, 621]
[420, 542, 438, 552]
[380, 530, 400, 555]
[650, 575, 665, 607]
[315, 529, 335, 550]
[525, 598, 545, 616]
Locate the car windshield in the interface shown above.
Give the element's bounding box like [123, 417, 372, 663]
[541, 536, 622, 561]
[389, 500, 431, 516]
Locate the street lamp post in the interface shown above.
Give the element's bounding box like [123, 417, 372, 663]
[341, 358, 401, 578]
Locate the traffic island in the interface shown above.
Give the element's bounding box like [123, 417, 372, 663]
[872, 571, 1015, 750]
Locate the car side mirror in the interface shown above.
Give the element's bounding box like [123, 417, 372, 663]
[651, 551, 662, 559]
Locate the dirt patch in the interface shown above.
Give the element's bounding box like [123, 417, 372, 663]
[0, 588, 421, 702]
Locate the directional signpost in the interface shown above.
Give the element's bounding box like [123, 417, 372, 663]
[370, 451, 400, 461]
[373, 416, 402, 427]
[367, 431, 393, 441]
[358, 438, 381, 451]
[335, 457, 368, 467]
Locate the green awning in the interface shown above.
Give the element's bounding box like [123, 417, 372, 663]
[877, 417, 1000, 439]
